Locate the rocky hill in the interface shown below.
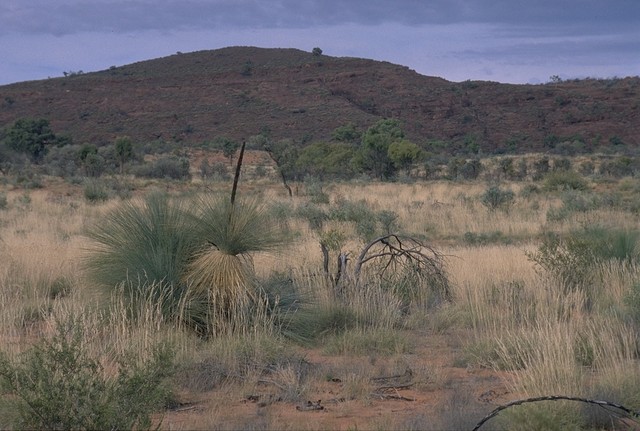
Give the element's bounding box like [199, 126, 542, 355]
[1, 46, 638, 154]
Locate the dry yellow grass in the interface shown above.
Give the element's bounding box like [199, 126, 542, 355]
[1, 174, 639, 429]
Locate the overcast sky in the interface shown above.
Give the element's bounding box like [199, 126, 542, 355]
[1, 0, 638, 86]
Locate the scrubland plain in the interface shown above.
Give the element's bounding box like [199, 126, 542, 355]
[1, 163, 640, 430]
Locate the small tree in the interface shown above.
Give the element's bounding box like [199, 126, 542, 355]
[241, 61, 253, 76]
[296, 141, 355, 180]
[353, 119, 404, 179]
[331, 123, 361, 143]
[388, 139, 423, 175]
[312, 47, 323, 56]
[221, 138, 240, 165]
[263, 138, 300, 196]
[114, 136, 134, 174]
[3, 118, 59, 162]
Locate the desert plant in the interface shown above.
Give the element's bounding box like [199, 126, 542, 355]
[85, 191, 200, 318]
[0, 315, 174, 430]
[3, 118, 61, 162]
[183, 196, 286, 335]
[527, 232, 597, 293]
[114, 136, 134, 174]
[323, 328, 412, 356]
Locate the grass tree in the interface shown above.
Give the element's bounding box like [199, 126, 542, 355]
[85, 142, 286, 335]
[184, 196, 285, 335]
[184, 141, 286, 335]
[84, 191, 200, 319]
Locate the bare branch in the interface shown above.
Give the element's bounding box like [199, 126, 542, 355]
[472, 395, 640, 431]
[353, 234, 450, 300]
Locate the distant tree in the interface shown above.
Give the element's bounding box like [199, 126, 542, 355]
[312, 47, 323, 56]
[3, 118, 59, 162]
[459, 158, 482, 180]
[331, 123, 361, 143]
[387, 139, 423, 174]
[114, 136, 134, 174]
[296, 142, 356, 180]
[352, 119, 404, 179]
[84, 152, 106, 177]
[240, 61, 253, 76]
[78, 143, 98, 163]
[263, 138, 300, 196]
[199, 158, 212, 180]
[220, 138, 240, 165]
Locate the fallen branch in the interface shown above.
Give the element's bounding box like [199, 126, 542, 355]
[370, 368, 413, 383]
[371, 392, 415, 402]
[472, 395, 640, 431]
[374, 383, 414, 392]
[296, 400, 324, 411]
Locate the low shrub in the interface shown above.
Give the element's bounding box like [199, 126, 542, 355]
[283, 304, 358, 345]
[83, 178, 110, 203]
[480, 185, 515, 212]
[322, 328, 413, 356]
[0, 316, 175, 430]
[463, 231, 511, 246]
[528, 227, 640, 294]
[132, 156, 191, 180]
[543, 171, 588, 191]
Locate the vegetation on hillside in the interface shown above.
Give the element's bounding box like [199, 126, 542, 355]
[0, 47, 638, 153]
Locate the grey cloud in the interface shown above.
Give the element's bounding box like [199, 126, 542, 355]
[454, 35, 640, 71]
[2, 0, 638, 36]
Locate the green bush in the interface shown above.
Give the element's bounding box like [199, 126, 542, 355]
[0, 316, 174, 430]
[296, 202, 328, 231]
[529, 228, 640, 294]
[83, 179, 110, 203]
[480, 185, 515, 212]
[625, 283, 640, 324]
[0, 193, 7, 210]
[283, 305, 358, 346]
[542, 171, 588, 191]
[327, 198, 386, 241]
[463, 231, 510, 246]
[132, 156, 191, 180]
[600, 156, 639, 178]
